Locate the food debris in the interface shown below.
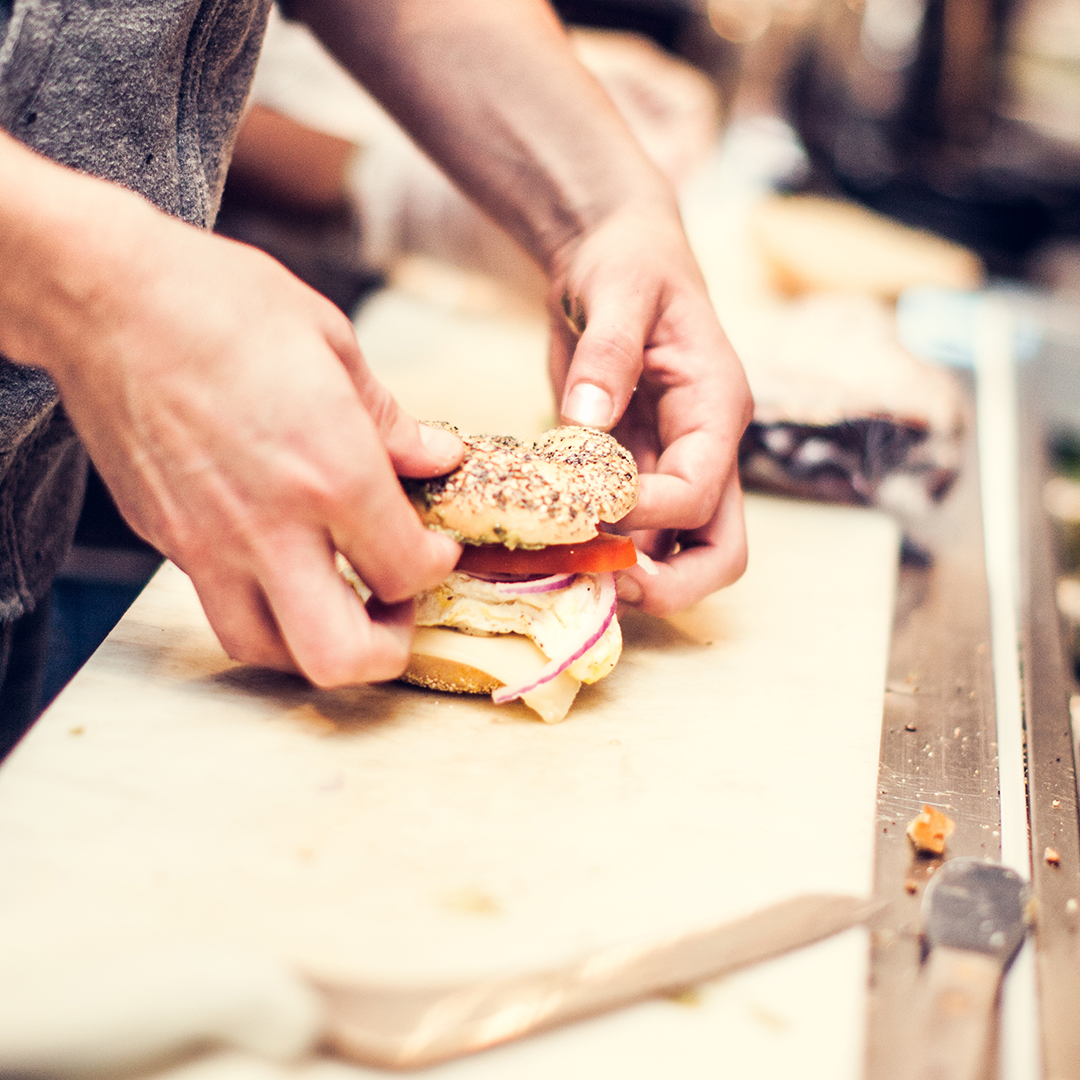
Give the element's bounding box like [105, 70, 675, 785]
[1044, 847, 1062, 867]
[441, 887, 500, 915]
[748, 1003, 789, 1032]
[665, 986, 703, 1007]
[1053, 799, 1061, 808]
[904, 856, 941, 895]
[1066, 898, 1079, 915]
[904, 722, 917, 732]
[1025, 896, 1040, 927]
[906, 805, 956, 856]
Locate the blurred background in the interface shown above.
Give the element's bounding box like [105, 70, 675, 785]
[44, 0, 1080, 714]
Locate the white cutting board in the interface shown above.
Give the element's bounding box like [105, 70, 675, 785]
[0, 492, 896, 1080]
[0, 255, 899, 1074]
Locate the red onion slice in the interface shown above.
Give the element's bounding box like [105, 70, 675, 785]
[491, 573, 577, 597]
[492, 572, 617, 705]
[464, 571, 549, 584]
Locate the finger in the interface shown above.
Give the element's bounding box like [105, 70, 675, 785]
[280, 313, 461, 600]
[617, 351, 748, 533]
[258, 529, 418, 687]
[331, 469, 461, 605]
[617, 387, 731, 532]
[625, 474, 719, 534]
[617, 475, 747, 617]
[332, 326, 464, 479]
[319, 405, 461, 604]
[547, 322, 575, 410]
[190, 569, 299, 674]
[621, 527, 675, 562]
[557, 287, 648, 431]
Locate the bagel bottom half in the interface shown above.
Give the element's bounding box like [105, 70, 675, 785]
[402, 650, 501, 696]
[400, 625, 595, 725]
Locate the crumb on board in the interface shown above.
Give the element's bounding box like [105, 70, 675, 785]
[441, 887, 501, 916]
[906, 804, 956, 856]
[1045, 847, 1062, 867]
[665, 986, 703, 1007]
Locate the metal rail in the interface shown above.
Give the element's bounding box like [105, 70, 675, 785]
[1018, 377, 1080, 1080]
[867, 380, 1001, 1080]
[867, 354, 1080, 1079]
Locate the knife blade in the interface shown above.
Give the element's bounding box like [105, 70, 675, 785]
[315, 891, 880, 1070]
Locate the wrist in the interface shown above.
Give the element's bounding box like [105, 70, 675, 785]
[545, 187, 686, 296]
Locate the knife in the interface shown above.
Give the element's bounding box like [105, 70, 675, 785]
[315, 892, 880, 1069]
[0, 893, 876, 1076]
[909, 858, 1029, 1080]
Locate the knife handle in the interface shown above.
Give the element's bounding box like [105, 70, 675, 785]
[914, 946, 1003, 1080]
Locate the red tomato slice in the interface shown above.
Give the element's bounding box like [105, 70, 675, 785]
[455, 533, 637, 576]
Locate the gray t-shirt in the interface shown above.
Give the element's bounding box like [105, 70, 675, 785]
[0, 0, 271, 622]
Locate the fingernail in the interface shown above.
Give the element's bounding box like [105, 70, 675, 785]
[616, 574, 644, 604]
[419, 423, 463, 467]
[562, 383, 614, 430]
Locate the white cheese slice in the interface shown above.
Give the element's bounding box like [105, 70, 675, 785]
[410, 627, 582, 723]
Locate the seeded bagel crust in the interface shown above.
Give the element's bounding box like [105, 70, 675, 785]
[401, 655, 502, 695]
[405, 425, 639, 548]
[531, 426, 638, 524]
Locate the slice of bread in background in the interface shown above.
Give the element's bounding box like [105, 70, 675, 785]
[751, 195, 984, 299]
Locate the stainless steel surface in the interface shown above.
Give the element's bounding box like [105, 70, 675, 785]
[868, 378, 1002, 1080]
[869, 354, 1080, 1080]
[318, 893, 878, 1070]
[1018, 376, 1080, 1080]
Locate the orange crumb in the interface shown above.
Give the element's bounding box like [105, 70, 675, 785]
[906, 805, 956, 856]
[1045, 847, 1061, 867]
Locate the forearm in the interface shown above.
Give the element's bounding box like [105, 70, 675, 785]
[289, 0, 676, 273]
[289, 0, 751, 611]
[0, 130, 160, 376]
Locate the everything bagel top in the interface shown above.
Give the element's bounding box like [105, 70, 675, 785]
[405, 425, 638, 549]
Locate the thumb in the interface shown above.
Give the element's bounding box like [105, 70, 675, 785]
[365, 381, 464, 479]
[557, 291, 647, 431]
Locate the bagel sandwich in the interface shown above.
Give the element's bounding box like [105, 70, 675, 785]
[399, 424, 640, 723]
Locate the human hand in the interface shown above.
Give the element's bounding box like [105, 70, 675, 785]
[549, 198, 752, 616]
[279, 0, 747, 618]
[20, 187, 462, 686]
